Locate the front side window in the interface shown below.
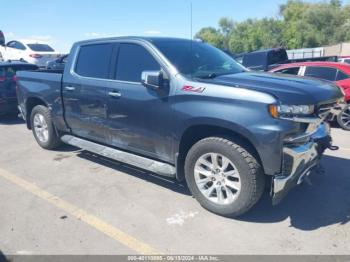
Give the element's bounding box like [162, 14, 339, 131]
[75, 43, 113, 79]
[27, 44, 54, 52]
[6, 41, 16, 48]
[304, 66, 337, 81]
[153, 40, 246, 79]
[7, 41, 25, 50]
[276, 67, 300, 75]
[116, 43, 160, 82]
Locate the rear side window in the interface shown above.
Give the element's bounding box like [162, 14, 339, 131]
[304, 66, 337, 81]
[75, 44, 113, 79]
[116, 43, 160, 82]
[336, 70, 349, 81]
[27, 44, 54, 52]
[275, 67, 300, 75]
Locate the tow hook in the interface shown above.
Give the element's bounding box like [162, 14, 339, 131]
[328, 145, 339, 151]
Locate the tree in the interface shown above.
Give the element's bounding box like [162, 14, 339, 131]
[195, 27, 225, 49]
[196, 0, 350, 53]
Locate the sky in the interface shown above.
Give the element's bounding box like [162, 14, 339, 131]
[0, 0, 326, 53]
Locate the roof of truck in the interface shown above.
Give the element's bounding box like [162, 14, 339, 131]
[75, 36, 194, 45]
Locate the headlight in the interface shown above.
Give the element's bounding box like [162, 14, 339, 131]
[269, 104, 314, 118]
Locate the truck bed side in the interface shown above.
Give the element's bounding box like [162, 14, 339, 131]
[16, 70, 68, 132]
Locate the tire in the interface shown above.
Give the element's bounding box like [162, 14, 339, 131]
[337, 105, 350, 131]
[30, 105, 61, 149]
[185, 137, 265, 217]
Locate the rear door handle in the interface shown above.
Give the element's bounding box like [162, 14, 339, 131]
[108, 91, 121, 98]
[65, 86, 76, 91]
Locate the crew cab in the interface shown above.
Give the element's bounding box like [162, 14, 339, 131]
[16, 37, 344, 217]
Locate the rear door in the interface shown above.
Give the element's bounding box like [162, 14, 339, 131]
[62, 43, 114, 143]
[105, 42, 174, 161]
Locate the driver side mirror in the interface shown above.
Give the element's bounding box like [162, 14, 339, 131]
[141, 70, 164, 90]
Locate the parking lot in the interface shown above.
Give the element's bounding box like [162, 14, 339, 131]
[0, 116, 349, 255]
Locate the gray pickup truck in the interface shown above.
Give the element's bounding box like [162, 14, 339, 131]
[16, 37, 344, 217]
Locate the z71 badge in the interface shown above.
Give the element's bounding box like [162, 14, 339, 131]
[182, 85, 206, 93]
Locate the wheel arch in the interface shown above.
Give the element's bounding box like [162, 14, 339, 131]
[175, 122, 264, 181]
[25, 97, 48, 129]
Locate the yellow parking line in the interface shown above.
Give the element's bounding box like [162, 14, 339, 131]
[0, 168, 160, 255]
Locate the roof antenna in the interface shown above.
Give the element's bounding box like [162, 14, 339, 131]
[190, 2, 193, 41]
[190, 2, 193, 80]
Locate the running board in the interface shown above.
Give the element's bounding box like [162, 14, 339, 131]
[61, 135, 176, 177]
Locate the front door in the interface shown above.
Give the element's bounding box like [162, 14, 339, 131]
[105, 43, 174, 162]
[63, 43, 114, 143]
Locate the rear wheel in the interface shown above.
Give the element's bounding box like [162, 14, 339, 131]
[337, 105, 350, 131]
[30, 105, 61, 149]
[185, 137, 265, 218]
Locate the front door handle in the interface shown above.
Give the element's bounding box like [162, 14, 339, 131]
[65, 86, 76, 91]
[108, 91, 121, 98]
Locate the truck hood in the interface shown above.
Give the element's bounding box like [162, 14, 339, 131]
[203, 72, 343, 105]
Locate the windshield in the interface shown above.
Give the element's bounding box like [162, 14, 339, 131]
[153, 40, 246, 79]
[27, 44, 55, 52]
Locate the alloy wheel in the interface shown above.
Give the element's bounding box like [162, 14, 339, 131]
[194, 153, 241, 205]
[33, 113, 49, 143]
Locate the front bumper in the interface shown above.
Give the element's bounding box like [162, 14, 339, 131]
[272, 123, 331, 205]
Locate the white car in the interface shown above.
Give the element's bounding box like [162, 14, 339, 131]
[0, 39, 60, 67]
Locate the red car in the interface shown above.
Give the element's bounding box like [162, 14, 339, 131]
[270, 61, 350, 130]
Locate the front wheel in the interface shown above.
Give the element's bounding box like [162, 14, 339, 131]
[185, 137, 265, 218]
[337, 105, 350, 131]
[30, 105, 62, 149]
